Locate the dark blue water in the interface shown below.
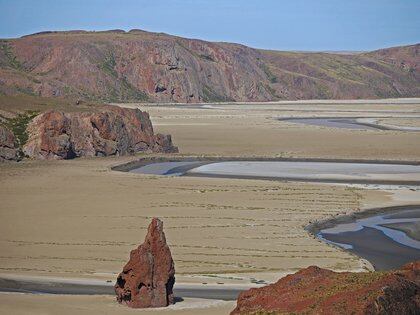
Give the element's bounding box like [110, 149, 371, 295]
[319, 208, 420, 270]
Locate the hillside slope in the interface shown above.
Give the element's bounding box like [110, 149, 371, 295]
[0, 30, 418, 103]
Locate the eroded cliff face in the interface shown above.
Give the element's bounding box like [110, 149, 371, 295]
[231, 262, 420, 315]
[0, 30, 418, 103]
[23, 106, 177, 159]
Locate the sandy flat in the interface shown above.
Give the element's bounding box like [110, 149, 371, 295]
[0, 293, 235, 315]
[118, 101, 420, 160]
[1, 99, 420, 313]
[0, 157, 377, 282]
[376, 117, 420, 129]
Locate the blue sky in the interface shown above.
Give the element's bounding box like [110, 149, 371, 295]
[0, 0, 419, 51]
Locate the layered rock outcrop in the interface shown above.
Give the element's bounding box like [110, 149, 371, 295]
[0, 125, 19, 161]
[231, 262, 420, 315]
[0, 31, 419, 102]
[115, 218, 175, 308]
[23, 107, 177, 159]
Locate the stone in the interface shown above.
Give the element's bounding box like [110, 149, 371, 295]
[115, 218, 175, 308]
[0, 125, 19, 161]
[23, 107, 178, 159]
[231, 262, 420, 315]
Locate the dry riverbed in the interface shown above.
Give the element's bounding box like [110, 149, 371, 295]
[1, 99, 420, 314]
[119, 100, 420, 160]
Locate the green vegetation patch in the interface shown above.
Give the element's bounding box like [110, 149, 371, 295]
[259, 62, 278, 83]
[97, 53, 149, 102]
[99, 53, 118, 77]
[15, 85, 37, 96]
[199, 54, 215, 62]
[201, 85, 233, 102]
[1, 110, 39, 147]
[316, 83, 333, 99]
[0, 42, 24, 70]
[102, 77, 149, 102]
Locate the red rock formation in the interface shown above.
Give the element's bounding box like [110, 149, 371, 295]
[0, 125, 19, 161]
[115, 218, 175, 308]
[231, 262, 420, 315]
[23, 107, 177, 159]
[0, 31, 418, 102]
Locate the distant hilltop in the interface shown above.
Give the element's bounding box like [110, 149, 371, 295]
[0, 29, 418, 103]
[20, 29, 154, 37]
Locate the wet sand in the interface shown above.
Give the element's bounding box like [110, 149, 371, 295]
[281, 117, 379, 130]
[0, 293, 235, 315]
[188, 161, 420, 184]
[381, 221, 420, 241]
[281, 117, 420, 131]
[309, 206, 420, 270]
[128, 159, 420, 186]
[322, 227, 420, 270]
[129, 161, 209, 176]
[375, 117, 420, 131]
[0, 275, 244, 300]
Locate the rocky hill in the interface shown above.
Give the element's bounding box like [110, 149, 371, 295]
[0, 30, 419, 103]
[231, 261, 420, 315]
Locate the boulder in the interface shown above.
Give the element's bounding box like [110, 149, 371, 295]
[23, 107, 178, 159]
[0, 125, 19, 161]
[231, 262, 420, 315]
[115, 218, 175, 308]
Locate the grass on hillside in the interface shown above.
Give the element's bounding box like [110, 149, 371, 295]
[0, 95, 108, 156]
[98, 53, 149, 102]
[259, 62, 278, 83]
[1, 110, 39, 147]
[0, 42, 23, 70]
[201, 85, 233, 103]
[99, 53, 118, 77]
[0, 94, 102, 114]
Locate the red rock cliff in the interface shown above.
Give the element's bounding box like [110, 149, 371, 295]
[0, 31, 418, 102]
[23, 107, 177, 159]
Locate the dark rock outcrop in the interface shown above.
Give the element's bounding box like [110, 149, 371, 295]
[115, 218, 175, 308]
[231, 262, 420, 315]
[0, 125, 19, 161]
[23, 107, 177, 159]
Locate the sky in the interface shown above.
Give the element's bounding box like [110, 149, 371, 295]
[0, 0, 419, 51]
